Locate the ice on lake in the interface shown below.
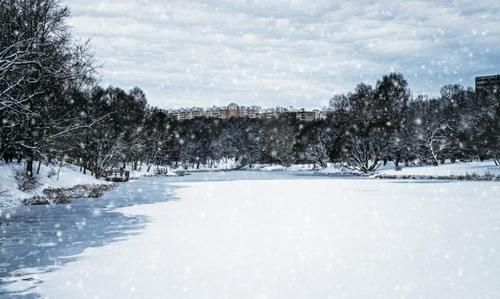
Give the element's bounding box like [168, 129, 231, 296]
[1, 171, 499, 299]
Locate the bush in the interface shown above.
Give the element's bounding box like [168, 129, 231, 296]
[15, 170, 39, 192]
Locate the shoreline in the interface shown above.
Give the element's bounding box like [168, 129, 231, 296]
[22, 183, 119, 206]
[2, 161, 499, 210]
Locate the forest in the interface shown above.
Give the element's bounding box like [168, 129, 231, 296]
[1, 0, 499, 178]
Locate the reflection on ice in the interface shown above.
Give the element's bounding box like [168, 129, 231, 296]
[0, 178, 170, 297]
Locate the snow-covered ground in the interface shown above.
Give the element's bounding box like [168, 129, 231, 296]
[2, 172, 499, 298]
[254, 161, 500, 179]
[248, 163, 357, 175]
[0, 163, 107, 209]
[0, 159, 247, 210]
[2, 160, 498, 211]
[128, 159, 239, 177]
[376, 161, 500, 179]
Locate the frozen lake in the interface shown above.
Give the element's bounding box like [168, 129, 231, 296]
[1, 171, 499, 298]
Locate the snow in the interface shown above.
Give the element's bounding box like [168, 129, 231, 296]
[128, 160, 240, 177]
[252, 163, 351, 174]
[0, 163, 107, 210]
[3, 172, 499, 298]
[317, 164, 360, 176]
[128, 165, 177, 178]
[376, 161, 500, 178]
[0, 164, 25, 208]
[184, 159, 240, 172]
[2, 160, 498, 211]
[253, 161, 500, 179]
[258, 165, 288, 171]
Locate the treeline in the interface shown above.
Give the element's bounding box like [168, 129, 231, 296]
[122, 74, 499, 173]
[1, 1, 499, 178]
[3, 76, 499, 176]
[329, 74, 499, 172]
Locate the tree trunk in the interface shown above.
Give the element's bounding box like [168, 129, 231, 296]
[26, 159, 33, 177]
[3, 151, 12, 163]
[95, 159, 100, 179]
[57, 160, 63, 181]
[36, 160, 42, 175]
[5, 153, 14, 163]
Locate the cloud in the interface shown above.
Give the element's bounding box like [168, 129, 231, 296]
[63, 0, 500, 108]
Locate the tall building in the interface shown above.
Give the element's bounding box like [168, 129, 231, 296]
[475, 74, 500, 93]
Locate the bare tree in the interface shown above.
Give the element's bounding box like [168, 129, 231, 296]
[265, 117, 297, 166]
[1, 0, 96, 176]
[303, 126, 332, 168]
[411, 99, 452, 165]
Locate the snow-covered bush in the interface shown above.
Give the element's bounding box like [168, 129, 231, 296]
[15, 169, 39, 192]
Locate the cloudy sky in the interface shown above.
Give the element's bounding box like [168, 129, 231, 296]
[64, 0, 500, 109]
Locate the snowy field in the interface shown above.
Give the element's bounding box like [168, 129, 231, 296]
[1, 172, 499, 299]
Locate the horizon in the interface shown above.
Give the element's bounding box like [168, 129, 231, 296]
[64, 0, 500, 110]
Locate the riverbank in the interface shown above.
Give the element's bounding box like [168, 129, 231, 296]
[249, 160, 500, 180]
[0, 162, 182, 212]
[373, 160, 500, 180]
[2, 160, 498, 212]
[0, 163, 114, 210]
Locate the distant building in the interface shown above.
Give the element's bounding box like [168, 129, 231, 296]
[475, 74, 500, 93]
[191, 107, 204, 118]
[295, 109, 316, 122]
[245, 106, 262, 118]
[206, 106, 223, 119]
[313, 109, 328, 121]
[170, 107, 203, 121]
[293, 109, 328, 122]
[223, 103, 241, 119]
[261, 108, 278, 119]
[167, 103, 330, 122]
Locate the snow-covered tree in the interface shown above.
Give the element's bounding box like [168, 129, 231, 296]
[0, 0, 95, 176]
